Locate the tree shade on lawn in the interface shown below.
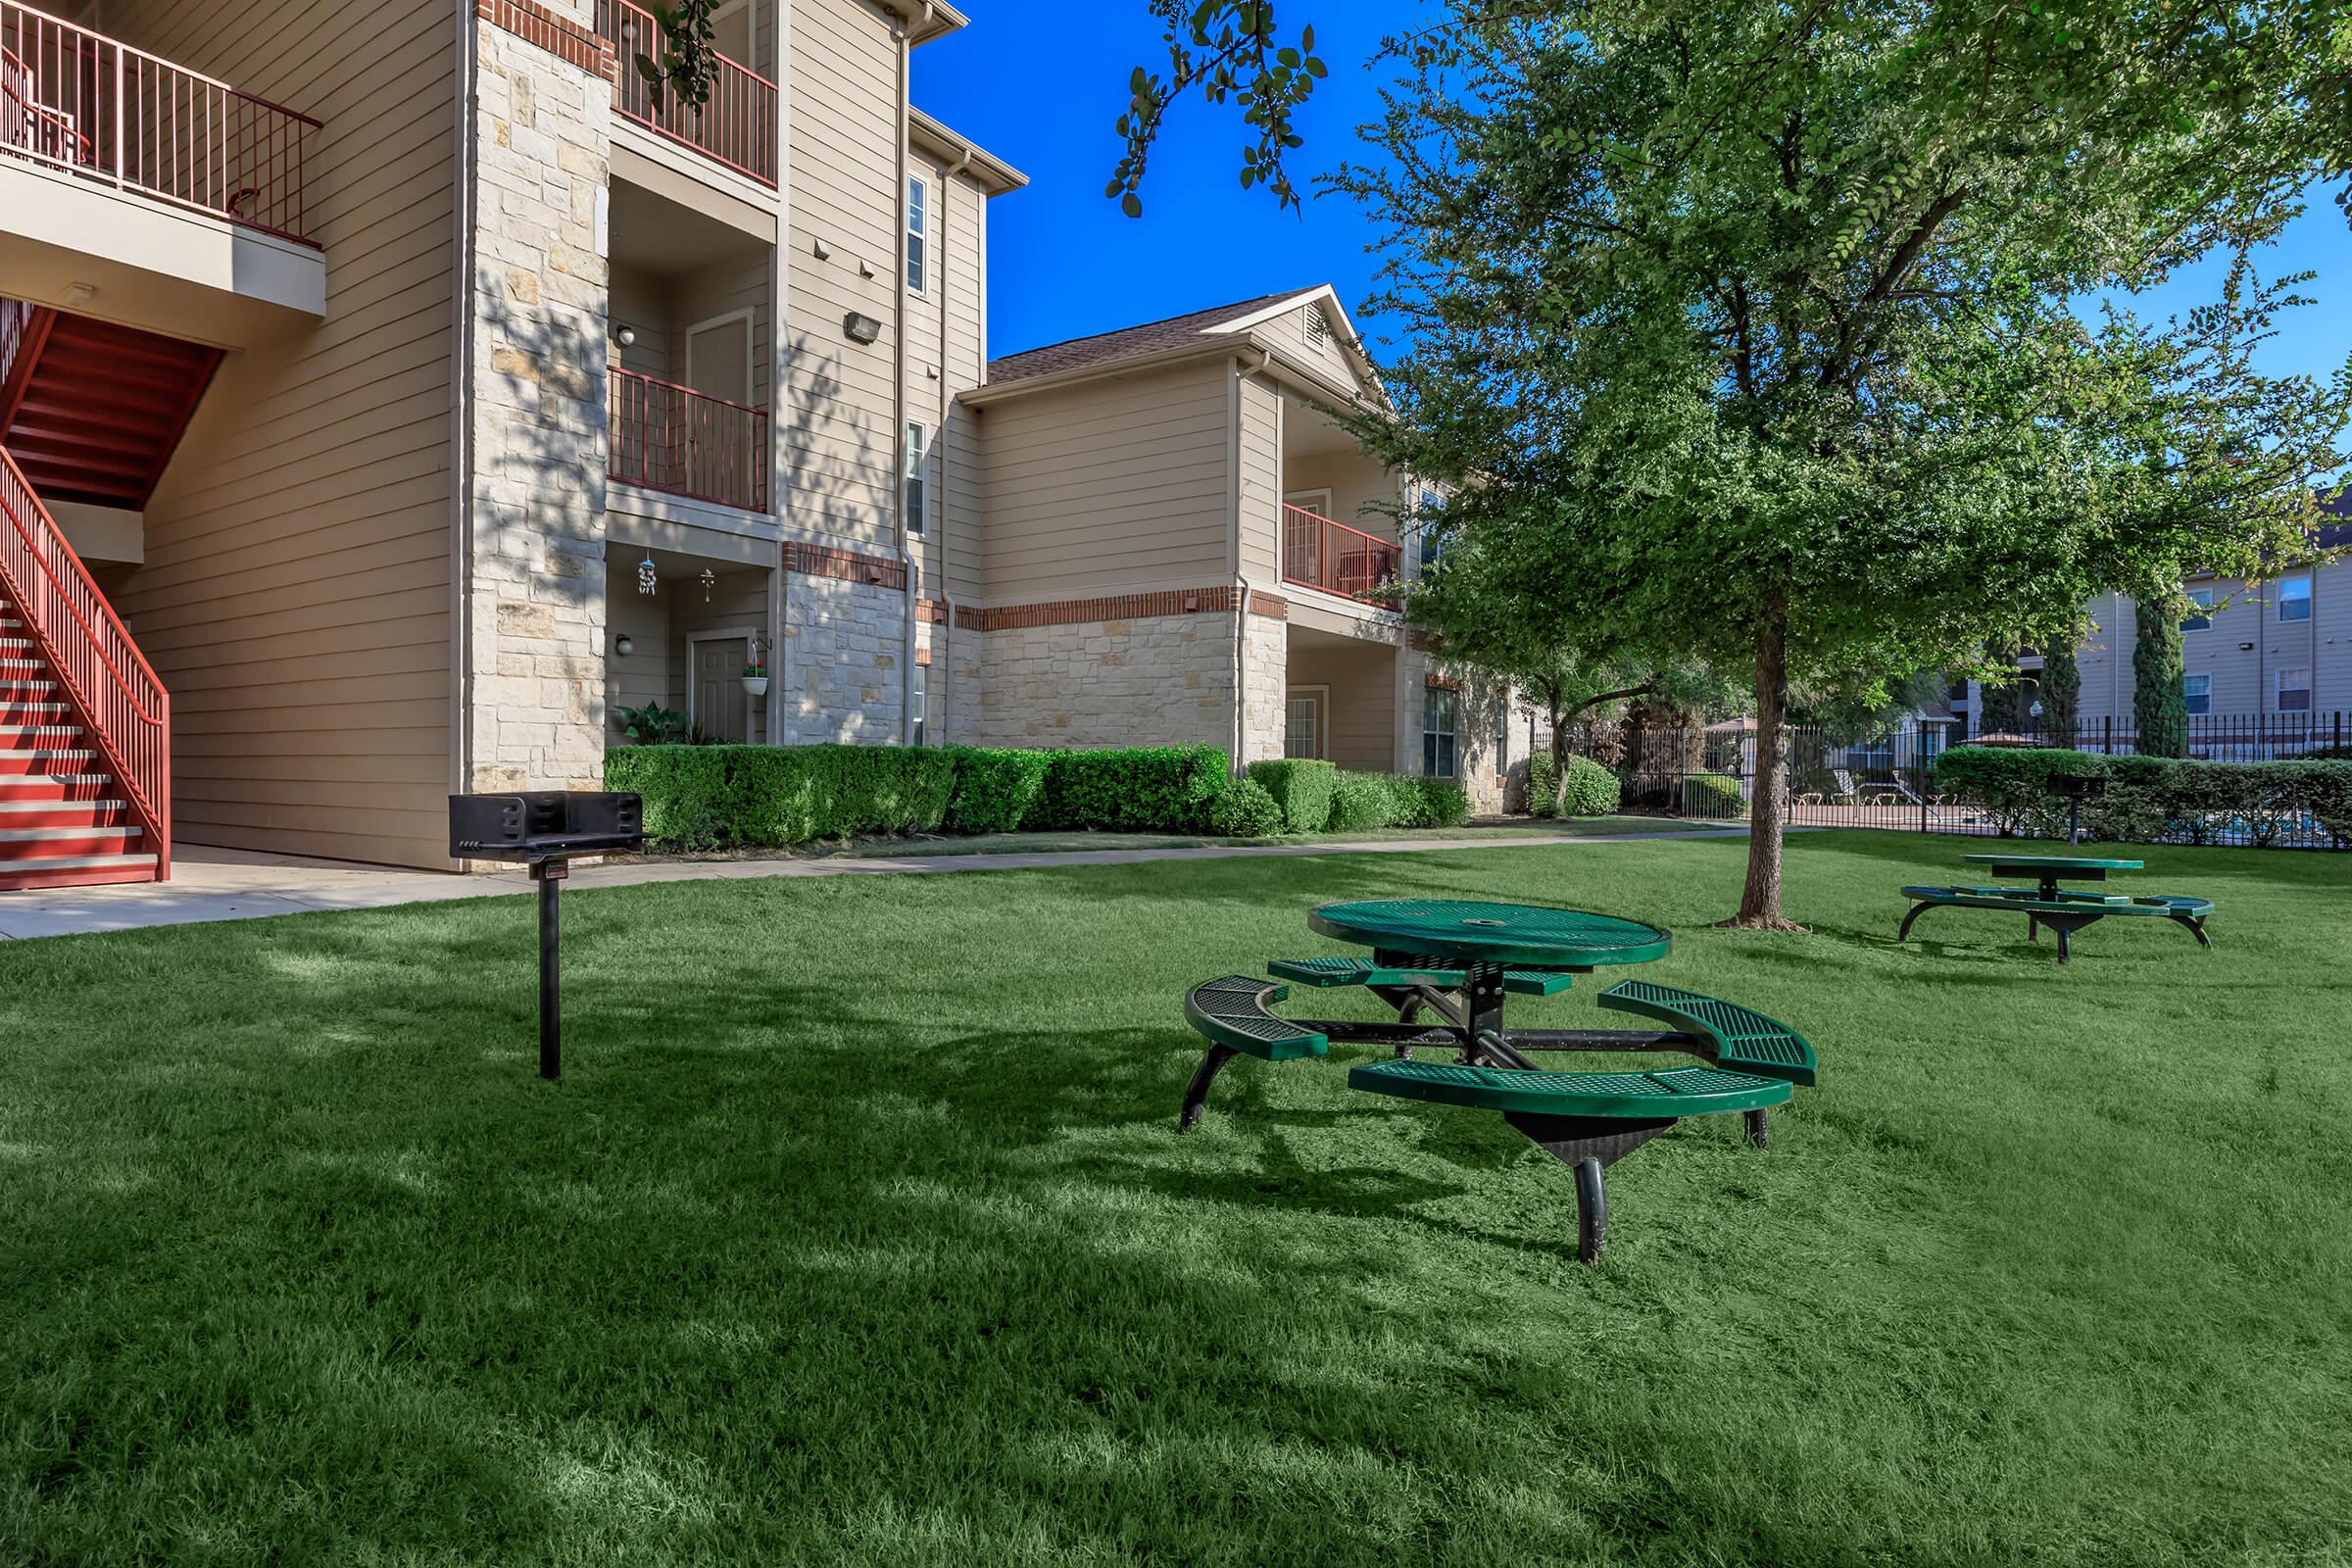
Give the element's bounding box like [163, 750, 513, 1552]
[4, 834, 2350, 1563]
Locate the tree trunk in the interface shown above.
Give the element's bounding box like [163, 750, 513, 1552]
[1732, 606, 1802, 930]
[1547, 702, 1572, 814]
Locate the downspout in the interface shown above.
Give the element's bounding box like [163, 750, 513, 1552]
[1232, 347, 1273, 770]
[768, 0, 792, 746]
[450, 0, 479, 809]
[937, 145, 970, 743]
[892, 14, 927, 743]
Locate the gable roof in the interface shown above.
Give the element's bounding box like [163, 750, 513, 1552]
[2320, 488, 2350, 553]
[984, 289, 1316, 386]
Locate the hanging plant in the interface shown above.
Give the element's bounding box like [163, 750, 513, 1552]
[632, 0, 721, 116]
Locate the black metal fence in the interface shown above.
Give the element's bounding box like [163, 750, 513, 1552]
[1577, 712, 2350, 849]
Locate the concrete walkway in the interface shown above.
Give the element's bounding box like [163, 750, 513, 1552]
[0, 828, 1755, 942]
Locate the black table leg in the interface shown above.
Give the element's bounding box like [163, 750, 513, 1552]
[1504, 1112, 1674, 1265]
[1179, 1044, 1239, 1131]
[2173, 914, 2212, 950]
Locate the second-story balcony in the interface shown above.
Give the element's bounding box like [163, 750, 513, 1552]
[596, 0, 776, 188]
[610, 367, 769, 514]
[1282, 503, 1399, 606]
[1, 0, 318, 243]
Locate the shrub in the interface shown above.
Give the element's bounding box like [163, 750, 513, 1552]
[943, 747, 1053, 835]
[1326, 770, 1392, 832]
[1378, 775, 1469, 829]
[1558, 755, 1622, 817]
[1208, 776, 1285, 838]
[1932, 745, 2352, 848]
[1031, 746, 1229, 833]
[1680, 773, 1747, 818]
[1247, 759, 1339, 833]
[1526, 752, 1559, 817]
[605, 744, 958, 850]
[606, 745, 731, 849]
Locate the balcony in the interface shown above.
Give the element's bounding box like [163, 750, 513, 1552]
[610, 367, 768, 514]
[1281, 503, 1399, 605]
[595, 0, 776, 187]
[1, 1, 318, 243]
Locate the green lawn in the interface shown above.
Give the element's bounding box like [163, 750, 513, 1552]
[840, 814, 1726, 858]
[4, 832, 2348, 1565]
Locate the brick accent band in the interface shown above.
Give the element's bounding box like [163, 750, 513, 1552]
[477, 0, 618, 79]
[913, 597, 953, 625]
[785, 541, 908, 592]
[954, 586, 1250, 634]
[1248, 589, 1290, 620]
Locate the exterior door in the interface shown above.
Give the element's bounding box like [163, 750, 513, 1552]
[684, 315, 754, 504]
[694, 636, 751, 743]
[1285, 692, 1322, 760]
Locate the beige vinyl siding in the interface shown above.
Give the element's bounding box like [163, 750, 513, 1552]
[1237, 370, 1281, 582]
[924, 164, 988, 599]
[1286, 448, 1399, 541]
[2313, 563, 2350, 713]
[99, 0, 458, 866]
[976, 358, 1236, 602]
[2074, 570, 2349, 724]
[1286, 639, 1395, 769]
[675, 255, 774, 412]
[786, 0, 902, 551]
[1265, 302, 1364, 396]
[607, 590, 673, 715]
[610, 263, 675, 378]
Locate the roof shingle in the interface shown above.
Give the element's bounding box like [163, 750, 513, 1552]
[984, 289, 1315, 387]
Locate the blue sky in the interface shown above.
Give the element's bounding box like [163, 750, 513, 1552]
[912, 2, 2351, 383]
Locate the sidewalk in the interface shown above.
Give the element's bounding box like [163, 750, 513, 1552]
[0, 827, 1756, 942]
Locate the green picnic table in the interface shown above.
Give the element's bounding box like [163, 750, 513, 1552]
[1178, 899, 1817, 1263]
[1897, 854, 2213, 964]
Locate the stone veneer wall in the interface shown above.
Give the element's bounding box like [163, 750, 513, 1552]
[463, 1, 614, 791]
[780, 573, 909, 744]
[1402, 648, 1510, 814]
[1240, 609, 1290, 769]
[959, 611, 1238, 751]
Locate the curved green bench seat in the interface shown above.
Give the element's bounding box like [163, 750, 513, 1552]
[1182, 976, 1327, 1062]
[1265, 956, 1575, 998]
[1597, 979, 1817, 1086]
[1347, 1058, 1789, 1117]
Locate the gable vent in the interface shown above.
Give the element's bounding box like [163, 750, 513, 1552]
[1304, 308, 1332, 350]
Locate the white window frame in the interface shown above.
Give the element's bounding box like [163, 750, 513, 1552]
[911, 663, 928, 746]
[2277, 665, 2313, 713]
[905, 420, 927, 536]
[2181, 673, 2212, 716]
[1285, 684, 1330, 760]
[2180, 586, 2215, 633]
[2277, 572, 2313, 622]
[1422, 685, 1460, 779]
[906, 175, 929, 297]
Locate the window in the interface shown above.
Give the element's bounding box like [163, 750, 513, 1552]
[906, 176, 928, 295]
[2180, 586, 2215, 633]
[2278, 665, 2312, 713]
[911, 664, 928, 745]
[2277, 572, 2312, 622]
[904, 421, 927, 535]
[2182, 673, 2212, 715]
[1417, 490, 1446, 577]
[1422, 686, 1459, 778]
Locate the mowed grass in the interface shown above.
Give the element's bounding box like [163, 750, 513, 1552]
[3, 831, 2349, 1566]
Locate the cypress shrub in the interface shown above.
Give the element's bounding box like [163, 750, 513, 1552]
[1247, 759, 1340, 833]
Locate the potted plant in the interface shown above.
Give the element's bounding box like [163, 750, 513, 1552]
[740, 661, 769, 699]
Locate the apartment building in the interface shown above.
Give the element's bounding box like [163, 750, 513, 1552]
[1953, 493, 2352, 739]
[0, 0, 1497, 892]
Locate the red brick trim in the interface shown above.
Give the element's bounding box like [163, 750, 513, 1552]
[914, 646, 933, 667]
[785, 541, 908, 591]
[913, 597, 952, 625]
[1247, 590, 1290, 620]
[1425, 674, 1461, 693]
[955, 586, 1245, 634]
[477, 0, 618, 79]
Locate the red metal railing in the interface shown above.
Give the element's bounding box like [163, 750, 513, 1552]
[0, 442, 169, 875]
[610, 367, 769, 513]
[0, 2, 320, 246]
[596, 0, 777, 186]
[1282, 503, 1400, 603]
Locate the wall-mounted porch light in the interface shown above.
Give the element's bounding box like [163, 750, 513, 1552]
[613, 634, 635, 658]
[614, 322, 639, 348]
[844, 312, 883, 345]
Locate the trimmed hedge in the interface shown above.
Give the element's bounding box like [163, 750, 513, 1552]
[1933, 745, 2352, 847]
[1559, 755, 1622, 817]
[609, 742, 1231, 850]
[1209, 777, 1285, 837]
[1030, 745, 1229, 833]
[1326, 770, 1391, 832]
[1248, 760, 1339, 834]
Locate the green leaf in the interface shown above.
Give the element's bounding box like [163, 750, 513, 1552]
[1121, 191, 1143, 219]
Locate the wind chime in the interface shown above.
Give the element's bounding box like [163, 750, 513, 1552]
[637, 555, 658, 597]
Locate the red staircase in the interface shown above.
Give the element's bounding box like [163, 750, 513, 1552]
[0, 306, 222, 507]
[0, 443, 169, 891]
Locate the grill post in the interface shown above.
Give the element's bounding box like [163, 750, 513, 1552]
[535, 859, 565, 1080]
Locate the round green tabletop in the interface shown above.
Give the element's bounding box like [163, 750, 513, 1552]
[1306, 899, 1672, 968]
[1961, 855, 2143, 871]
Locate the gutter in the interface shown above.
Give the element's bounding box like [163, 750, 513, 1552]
[895, 15, 917, 744]
[450, 0, 478, 810]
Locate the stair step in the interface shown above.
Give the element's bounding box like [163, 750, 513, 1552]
[0, 725, 82, 739]
[0, 824, 142, 859]
[0, 774, 117, 799]
[0, 750, 99, 774]
[0, 852, 161, 891]
[0, 800, 128, 828]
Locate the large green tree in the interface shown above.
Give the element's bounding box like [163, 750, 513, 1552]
[2040, 644, 2083, 741]
[1294, 1, 2340, 925]
[2134, 600, 2190, 757]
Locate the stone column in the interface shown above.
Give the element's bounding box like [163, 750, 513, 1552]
[1239, 599, 1289, 768]
[464, 8, 614, 792]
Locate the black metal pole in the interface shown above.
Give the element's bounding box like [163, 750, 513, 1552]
[534, 860, 564, 1080]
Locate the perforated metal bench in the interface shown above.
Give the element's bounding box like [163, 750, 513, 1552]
[1265, 956, 1576, 998]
